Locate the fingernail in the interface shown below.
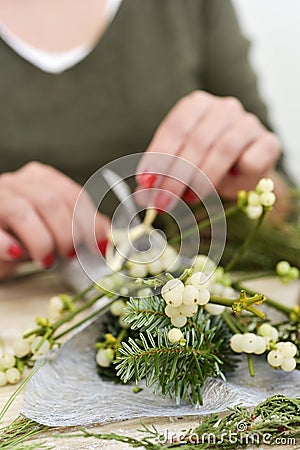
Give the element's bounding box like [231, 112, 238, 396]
[137, 171, 157, 189]
[183, 188, 199, 205]
[7, 243, 23, 259]
[67, 247, 76, 258]
[97, 238, 108, 256]
[229, 165, 240, 177]
[42, 253, 55, 269]
[154, 192, 172, 213]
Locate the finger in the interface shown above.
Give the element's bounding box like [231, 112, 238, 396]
[218, 134, 281, 199]
[236, 132, 280, 175]
[136, 91, 215, 187]
[20, 164, 94, 252]
[0, 228, 24, 262]
[155, 97, 244, 208]
[200, 113, 265, 188]
[0, 193, 54, 265]
[6, 183, 75, 257]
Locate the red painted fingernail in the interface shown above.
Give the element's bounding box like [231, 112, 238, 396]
[183, 188, 199, 205]
[42, 253, 55, 268]
[7, 243, 23, 259]
[137, 171, 157, 189]
[229, 165, 240, 177]
[155, 192, 172, 213]
[67, 247, 76, 258]
[97, 238, 108, 256]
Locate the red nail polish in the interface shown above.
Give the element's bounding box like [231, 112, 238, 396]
[97, 238, 108, 256]
[229, 165, 240, 177]
[183, 188, 199, 205]
[42, 253, 55, 268]
[7, 243, 23, 259]
[67, 247, 76, 258]
[138, 171, 157, 189]
[155, 192, 172, 213]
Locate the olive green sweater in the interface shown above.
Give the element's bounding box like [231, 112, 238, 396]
[0, 0, 280, 186]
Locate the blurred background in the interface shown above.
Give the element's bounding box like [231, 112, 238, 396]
[233, 0, 300, 183]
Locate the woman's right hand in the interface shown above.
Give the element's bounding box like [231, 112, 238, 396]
[0, 162, 110, 279]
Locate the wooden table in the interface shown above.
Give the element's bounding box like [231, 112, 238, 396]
[0, 270, 299, 449]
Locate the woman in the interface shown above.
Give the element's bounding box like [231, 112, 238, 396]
[0, 0, 289, 278]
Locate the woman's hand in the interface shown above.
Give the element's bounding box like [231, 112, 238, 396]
[137, 91, 281, 208]
[0, 162, 109, 279]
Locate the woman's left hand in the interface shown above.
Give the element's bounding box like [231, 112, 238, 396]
[136, 91, 280, 209]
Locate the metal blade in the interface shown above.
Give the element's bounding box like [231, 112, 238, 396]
[102, 168, 140, 225]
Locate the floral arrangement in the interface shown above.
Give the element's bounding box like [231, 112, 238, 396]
[0, 178, 299, 412]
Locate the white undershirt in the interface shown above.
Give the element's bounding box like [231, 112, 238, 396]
[0, 0, 122, 74]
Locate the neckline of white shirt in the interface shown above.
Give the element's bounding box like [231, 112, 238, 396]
[0, 0, 122, 74]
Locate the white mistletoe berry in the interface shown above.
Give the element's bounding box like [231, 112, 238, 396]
[186, 272, 211, 291]
[12, 338, 31, 358]
[192, 255, 216, 275]
[0, 354, 16, 370]
[230, 334, 244, 353]
[260, 192, 276, 207]
[0, 371, 7, 387]
[276, 342, 297, 359]
[171, 315, 187, 328]
[110, 299, 126, 316]
[178, 303, 198, 317]
[148, 259, 163, 276]
[257, 323, 278, 343]
[247, 191, 262, 207]
[161, 279, 184, 307]
[128, 263, 148, 278]
[165, 305, 181, 318]
[253, 336, 267, 355]
[276, 261, 291, 276]
[281, 358, 296, 372]
[96, 349, 112, 367]
[245, 205, 263, 220]
[6, 368, 21, 384]
[240, 333, 258, 353]
[168, 328, 184, 344]
[197, 289, 211, 306]
[182, 285, 200, 306]
[267, 350, 284, 367]
[256, 178, 274, 193]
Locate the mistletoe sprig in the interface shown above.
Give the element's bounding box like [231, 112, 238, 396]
[0, 177, 299, 410]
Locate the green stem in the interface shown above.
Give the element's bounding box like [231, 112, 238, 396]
[24, 293, 106, 341]
[234, 271, 275, 283]
[23, 284, 97, 340]
[221, 312, 243, 334]
[54, 298, 116, 340]
[0, 363, 44, 422]
[114, 328, 128, 348]
[210, 295, 236, 307]
[71, 283, 95, 302]
[52, 293, 105, 332]
[169, 205, 238, 245]
[224, 210, 267, 273]
[247, 354, 255, 377]
[246, 305, 265, 320]
[233, 282, 292, 316]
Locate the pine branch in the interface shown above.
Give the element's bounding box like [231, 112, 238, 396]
[124, 295, 170, 334]
[116, 311, 237, 406]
